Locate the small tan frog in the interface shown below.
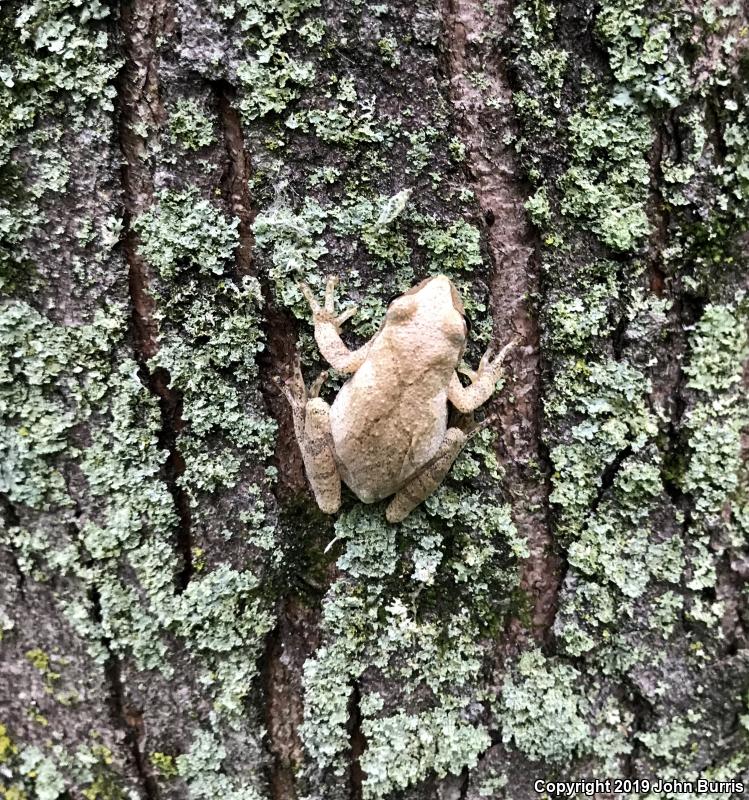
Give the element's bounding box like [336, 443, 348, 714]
[280, 274, 513, 522]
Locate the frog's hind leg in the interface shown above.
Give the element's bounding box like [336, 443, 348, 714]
[278, 357, 341, 515]
[385, 416, 495, 523]
[303, 396, 341, 515]
[385, 428, 467, 523]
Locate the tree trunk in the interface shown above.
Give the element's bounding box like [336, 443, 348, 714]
[1, 0, 748, 798]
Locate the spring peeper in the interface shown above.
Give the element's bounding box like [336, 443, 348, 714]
[280, 274, 513, 523]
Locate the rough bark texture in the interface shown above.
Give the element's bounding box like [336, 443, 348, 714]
[1, 0, 748, 798]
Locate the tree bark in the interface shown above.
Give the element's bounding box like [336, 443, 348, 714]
[1, 0, 747, 798]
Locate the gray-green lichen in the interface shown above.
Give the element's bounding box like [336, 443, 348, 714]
[229, 0, 320, 124]
[0, 722, 129, 800]
[499, 650, 591, 764]
[0, 301, 127, 510]
[682, 300, 748, 520]
[175, 728, 265, 800]
[300, 454, 520, 796]
[134, 188, 240, 279]
[508, 0, 749, 782]
[0, 0, 119, 293]
[168, 98, 216, 151]
[360, 708, 489, 798]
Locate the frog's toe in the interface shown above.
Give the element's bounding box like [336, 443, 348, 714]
[299, 281, 321, 312]
[279, 365, 307, 408]
[324, 274, 339, 310]
[335, 305, 358, 327]
[309, 370, 328, 398]
[491, 337, 520, 368]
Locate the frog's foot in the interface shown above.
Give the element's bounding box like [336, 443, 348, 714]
[450, 337, 519, 414]
[277, 356, 327, 408]
[275, 354, 308, 439]
[300, 275, 358, 333]
[459, 337, 518, 386]
[385, 427, 467, 523]
[277, 354, 306, 403]
[451, 410, 497, 439]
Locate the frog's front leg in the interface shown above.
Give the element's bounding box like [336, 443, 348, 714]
[448, 338, 516, 413]
[278, 357, 341, 515]
[301, 276, 370, 373]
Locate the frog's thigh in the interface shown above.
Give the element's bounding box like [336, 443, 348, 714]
[302, 397, 341, 515]
[385, 428, 466, 523]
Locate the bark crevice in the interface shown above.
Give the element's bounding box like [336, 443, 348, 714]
[348, 681, 365, 800]
[441, 0, 561, 650]
[622, 686, 652, 779]
[210, 75, 330, 797]
[117, 0, 192, 591]
[261, 596, 326, 800]
[262, 614, 299, 800]
[644, 111, 705, 555]
[91, 586, 160, 800]
[214, 80, 256, 278]
[591, 445, 633, 512]
[458, 765, 470, 800]
[0, 496, 25, 598]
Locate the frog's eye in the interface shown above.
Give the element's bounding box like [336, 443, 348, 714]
[444, 315, 468, 345]
[449, 282, 465, 316]
[445, 328, 464, 346]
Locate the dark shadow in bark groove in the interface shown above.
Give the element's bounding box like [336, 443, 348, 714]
[348, 681, 365, 800]
[459, 764, 470, 800]
[622, 686, 654, 779]
[91, 586, 161, 800]
[214, 79, 256, 277]
[256, 302, 309, 501]
[117, 0, 193, 592]
[646, 119, 671, 299]
[440, 0, 562, 653]
[149, 365, 193, 590]
[262, 615, 299, 800]
[0, 496, 26, 598]
[590, 445, 633, 513]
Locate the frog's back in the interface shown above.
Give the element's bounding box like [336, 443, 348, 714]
[329, 358, 447, 503]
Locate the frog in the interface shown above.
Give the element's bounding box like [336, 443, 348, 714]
[279, 274, 514, 523]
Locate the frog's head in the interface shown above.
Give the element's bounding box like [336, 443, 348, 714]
[383, 275, 468, 369]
